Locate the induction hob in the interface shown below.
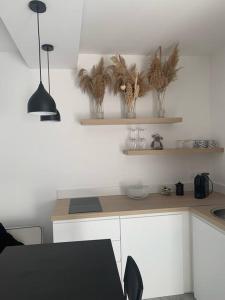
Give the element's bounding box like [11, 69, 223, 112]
[69, 197, 102, 214]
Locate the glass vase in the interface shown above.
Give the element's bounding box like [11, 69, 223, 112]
[93, 102, 104, 119]
[125, 102, 136, 119]
[155, 91, 166, 118]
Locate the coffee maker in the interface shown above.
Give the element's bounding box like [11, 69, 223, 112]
[194, 173, 213, 199]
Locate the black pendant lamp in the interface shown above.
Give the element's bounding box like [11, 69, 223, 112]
[27, 1, 57, 116]
[40, 44, 61, 122]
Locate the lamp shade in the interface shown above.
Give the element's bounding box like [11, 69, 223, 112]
[40, 109, 61, 121]
[28, 82, 57, 115]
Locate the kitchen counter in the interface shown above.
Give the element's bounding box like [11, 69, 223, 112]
[191, 205, 225, 232]
[52, 192, 225, 299]
[52, 192, 225, 231]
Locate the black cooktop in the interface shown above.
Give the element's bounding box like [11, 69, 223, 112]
[69, 197, 102, 214]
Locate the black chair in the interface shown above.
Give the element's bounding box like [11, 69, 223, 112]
[123, 256, 143, 300]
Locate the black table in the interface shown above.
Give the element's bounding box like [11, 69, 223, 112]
[0, 239, 124, 300]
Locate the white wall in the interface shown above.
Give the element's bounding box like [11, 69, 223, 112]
[0, 52, 213, 241]
[211, 47, 225, 188]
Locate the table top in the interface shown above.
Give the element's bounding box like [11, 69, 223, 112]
[0, 239, 124, 300]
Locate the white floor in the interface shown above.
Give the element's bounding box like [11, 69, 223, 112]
[149, 293, 195, 300]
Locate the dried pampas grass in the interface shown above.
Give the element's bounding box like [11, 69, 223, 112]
[147, 45, 180, 93]
[108, 55, 149, 110]
[78, 58, 111, 104]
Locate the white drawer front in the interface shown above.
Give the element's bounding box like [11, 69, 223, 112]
[112, 240, 121, 262]
[53, 218, 120, 243]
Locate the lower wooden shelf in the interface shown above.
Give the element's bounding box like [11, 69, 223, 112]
[123, 148, 224, 156]
[80, 117, 183, 125]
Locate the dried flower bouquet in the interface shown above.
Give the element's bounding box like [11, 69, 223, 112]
[147, 45, 180, 117]
[78, 58, 111, 118]
[108, 55, 149, 118]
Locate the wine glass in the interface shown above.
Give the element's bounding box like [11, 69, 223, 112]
[136, 127, 147, 150]
[126, 128, 138, 150]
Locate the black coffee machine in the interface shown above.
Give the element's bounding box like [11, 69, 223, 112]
[194, 173, 213, 199]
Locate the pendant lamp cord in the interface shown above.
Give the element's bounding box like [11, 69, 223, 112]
[36, 11, 42, 82]
[47, 50, 51, 94]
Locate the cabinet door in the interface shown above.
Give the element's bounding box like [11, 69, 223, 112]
[192, 215, 225, 300]
[121, 213, 185, 299]
[53, 217, 122, 278]
[53, 217, 120, 243]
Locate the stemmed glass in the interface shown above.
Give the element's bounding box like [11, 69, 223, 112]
[137, 128, 147, 150]
[126, 127, 147, 150]
[126, 128, 138, 150]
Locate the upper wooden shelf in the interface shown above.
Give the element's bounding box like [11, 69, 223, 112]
[80, 117, 183, 126]
[123, 148, 224, 156]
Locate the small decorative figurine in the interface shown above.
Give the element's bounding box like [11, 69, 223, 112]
[176, 182, 184, 196]
[160, 186, 171, 196]
[151, 133, 163, 150]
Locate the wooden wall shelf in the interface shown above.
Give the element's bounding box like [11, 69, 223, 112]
[123, 148, 224, 156]
[80, 117, 183, 126]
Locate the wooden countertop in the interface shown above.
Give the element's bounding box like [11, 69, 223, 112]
[52, 192, 225, 231]
[191, 205, 225, 232]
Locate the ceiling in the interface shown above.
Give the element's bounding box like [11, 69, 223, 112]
[0, 19, 17, 52]
[80, 0, 225, 56]
[1, 0, 225, 68]
[0, 0, 83, 68]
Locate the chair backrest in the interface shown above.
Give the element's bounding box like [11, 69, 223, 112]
[7, 226, 43, 245]
[123, 256, 143, 300]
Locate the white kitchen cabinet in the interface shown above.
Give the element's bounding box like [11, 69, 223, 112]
[120, 212, 190, 299]
[52, 212, 191, 296]
[53, 217, 120, 243]
[192, 215, 225, 300]
[53, 216, 121, 276]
